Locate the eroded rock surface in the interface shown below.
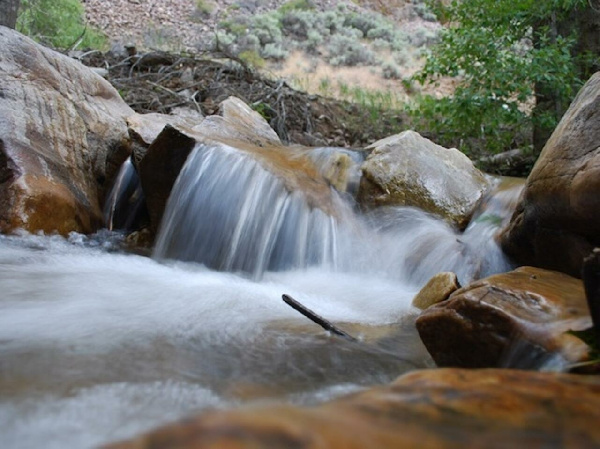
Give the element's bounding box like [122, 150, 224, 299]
[358, 131, 490, 229]
[109, 368, 600, 449]
[0, 27, 133, 234]
[501, 72, 600, 277]
[416, 266, 592, 368]
[412, 272, 460, 310]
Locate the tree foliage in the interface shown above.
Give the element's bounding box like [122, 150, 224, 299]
[17, 0, 106, 50]
[410, 0, 590, 157]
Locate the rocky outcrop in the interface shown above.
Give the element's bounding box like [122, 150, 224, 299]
[416, 267, 592, 368]
[110, 368, 600, 449]
[138, 98, 334, 232]
[193, 96, 282, 148]
[127, 108, 204, 166]
[0, 26, 134, 234]
[411, 272, 460, 310]
[501, 72, 600, 277]
[357, 131, 490, 229]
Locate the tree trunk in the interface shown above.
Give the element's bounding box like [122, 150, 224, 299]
[0, 0, 21, 29]
[533, 3, 600, 153]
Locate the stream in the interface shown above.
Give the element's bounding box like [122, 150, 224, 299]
[0, 143, 521, 448]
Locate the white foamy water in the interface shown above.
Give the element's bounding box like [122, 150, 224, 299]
[0, 232, 427, 448]
[1, 144, 521, 448]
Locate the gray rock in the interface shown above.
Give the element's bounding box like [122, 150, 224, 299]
[501, 72, 600, 277]
[358, 131, 490, 229]
[0, 26, 133, 234]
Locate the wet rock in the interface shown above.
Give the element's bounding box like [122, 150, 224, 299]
[109, 368, 600, 449]
[416, 267, 592, 368]
[0, 27, 133, 234]
[138, 106, 334, 232]
[412, 272, 460, 310]
[138, 125, 197, 231]
[127, 110, 203, 166]
[501, 72, 600, 277]
[358, 131, 490, 229]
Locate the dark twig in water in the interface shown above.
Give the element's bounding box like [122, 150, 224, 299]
[282, 294, 357, 342]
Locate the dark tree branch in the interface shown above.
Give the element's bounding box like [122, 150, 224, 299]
[282, 294, 357, 342]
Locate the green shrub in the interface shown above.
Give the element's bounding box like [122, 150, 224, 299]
[261, 43, 288, 60]
[279, 0, 315, 14]
[17, 0, 107, 50]
[382, 62, 402, 79]
[327, 34, 377, 66]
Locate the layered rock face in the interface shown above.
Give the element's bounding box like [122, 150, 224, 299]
[110, 368, 600, 449]
[0, 26, 133, 234]
[416, 267, 592, 368]
[357, 131, 490, 229]
[501, 72, 600, 277]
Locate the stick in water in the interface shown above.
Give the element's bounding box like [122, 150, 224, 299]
[282, 294, 357, 342]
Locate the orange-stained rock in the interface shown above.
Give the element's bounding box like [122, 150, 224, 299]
[0, 27, 133, 235]
[501, 72, 600, 277]
[416, 267, 592, 368]
[138, 98, 335, 232]
[108, 368, 600, 449]
[412, 272, 460, 310]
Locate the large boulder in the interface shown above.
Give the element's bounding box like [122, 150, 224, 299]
[0, 27, 133, 234]
[138, 97, 334, 233]
[416, 266, 592, 368]
[110, 368, 600, 449]
[501, 72, 600, 277]
[357, 131, 490, 229]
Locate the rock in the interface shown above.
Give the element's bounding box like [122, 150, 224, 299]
[412, 272, 460, 310]
[0, 27, 133, 235]
[416, 267, 592, 368]
[138, 125, 197, 231]
[139, 106, 333, 232]
[127, 110, 203, 166]
[358, 131, 490, 229]
[109, 368, 600, 449]
[193, 96, 282, 148]
[501, 72, 600, 277]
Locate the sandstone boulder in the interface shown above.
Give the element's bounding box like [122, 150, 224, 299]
[110, 368, 600, 449]
[127, 109, 204, 166]
[193, 96, 282, 148]
[501, 72, 600, 277]
[416, 266, 592, 368]
[0, 27, 133, 234]
[412, 272, 460, 310]
[357, 131, 490, 229]
[138, 107, 333, 233]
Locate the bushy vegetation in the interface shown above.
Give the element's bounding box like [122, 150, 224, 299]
[17, 0, 107, 50]
[408, 0, 592, 157]
[209, 2, 431, 69]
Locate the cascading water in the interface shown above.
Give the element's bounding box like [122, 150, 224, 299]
[154, 144, 342, 277]
[0, 140, 521, 449]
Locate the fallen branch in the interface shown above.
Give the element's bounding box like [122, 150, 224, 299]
[282, 294, 357, 342]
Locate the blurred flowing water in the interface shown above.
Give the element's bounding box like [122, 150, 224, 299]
[0, 143, 521, 448]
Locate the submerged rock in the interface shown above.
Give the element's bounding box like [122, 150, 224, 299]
[0, 27, 133, 234]
[109, 368, 600, 449]
[416, 266, 592, 368]
[412, 272, 460, 310]
[358, 131, 490, 229]
[501, 72, 600, 277]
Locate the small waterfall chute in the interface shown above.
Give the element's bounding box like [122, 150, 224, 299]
[154, 143, 345, 278]
[103, 157, 148, 232]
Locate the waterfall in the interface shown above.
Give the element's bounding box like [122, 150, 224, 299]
[154, 143, 345, 278]
[103, 157, 147, 231]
